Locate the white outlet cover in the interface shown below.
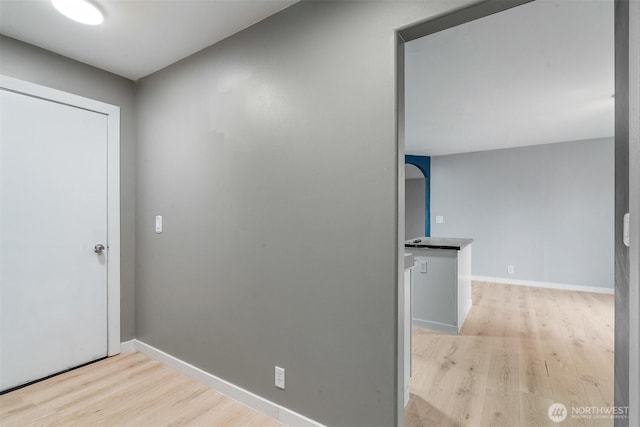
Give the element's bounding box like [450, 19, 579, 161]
[435, 216, 444, 224]
[275, 366, 285, 389]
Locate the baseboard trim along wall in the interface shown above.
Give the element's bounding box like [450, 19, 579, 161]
[119, 339, 135, 353]
[413, 318, 458, 335]
[119, 340, 324, 427]
[461, 300, 472, 326]
[472, 276, 615, 295]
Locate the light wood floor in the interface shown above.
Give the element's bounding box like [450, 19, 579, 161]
[405, 281, 615, 427]
[0, 352, 282, 427]
[1, 281, 614, 427]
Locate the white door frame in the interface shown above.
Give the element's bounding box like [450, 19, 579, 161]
[1, 74, 121, 356]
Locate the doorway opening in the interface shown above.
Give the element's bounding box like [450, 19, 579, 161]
[397, 1, 623, 425]
[404, 163, 426, 240]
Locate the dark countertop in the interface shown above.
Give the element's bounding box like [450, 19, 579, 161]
[404, 237, 473, 250]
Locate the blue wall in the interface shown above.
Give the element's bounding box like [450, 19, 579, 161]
[405, 155, 431, 237]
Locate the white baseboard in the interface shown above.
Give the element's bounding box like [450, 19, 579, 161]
[119, 339, 324, 427]
[119, 339, 135, 353]
[413, 318, 458, 335]
[472, 276, 615, 295]
[460, 300, 472, 328]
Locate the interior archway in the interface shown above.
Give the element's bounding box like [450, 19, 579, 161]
[404, 163, 425, 240]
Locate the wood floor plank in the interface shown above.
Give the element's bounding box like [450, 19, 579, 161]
[39, 358, 163, 413]
[0, 352, 281, 427]
[480, 337, 520, 427]
[118, 380, 208, 427]
[53, 365, 179, 425]
[443, 336, 492, 427]
[17, 352, 150, 406]
[99, 373, 200, 426]
[0, 393, 33, 415]
[407, 282, 614, 427]
[518, 392, 555, 427]
[166, 387, 230, 426]
[516, 287, 553, 398]
[0, 281, 613, 427]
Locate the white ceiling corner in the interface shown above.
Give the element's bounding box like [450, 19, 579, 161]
[0, 0, 299, 81]
[0, 0, 614, 156]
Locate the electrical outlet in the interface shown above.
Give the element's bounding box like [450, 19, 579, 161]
[507, 265, 515, 275]
[275, 366, 285, 390]
[435, 216, 444, 224]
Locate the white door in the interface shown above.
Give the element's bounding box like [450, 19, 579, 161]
[0, 88, 108, 391]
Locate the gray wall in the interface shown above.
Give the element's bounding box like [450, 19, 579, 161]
[614, 0, 629, 414]
[613, 0, 639, 420]
[405, 178, 425, 240]
[135, 1, 472, 426]
[0, 36, 137, 340]
[430, 138, 614, 289]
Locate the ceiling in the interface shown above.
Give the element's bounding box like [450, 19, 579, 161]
[405, 0, 614, 157]
[0, 0, 299, 81]
[0, 0, 613, 153]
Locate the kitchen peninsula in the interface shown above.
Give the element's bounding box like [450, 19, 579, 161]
[404, 237, 473, 335]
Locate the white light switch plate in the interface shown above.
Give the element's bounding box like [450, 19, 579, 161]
[155, 215, 162, 233]
[623, 213, 630, 247]
[419, 261, 427, 273]
[435, 216, 444, 224]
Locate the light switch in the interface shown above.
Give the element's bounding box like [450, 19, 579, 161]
[419, 261, 427, 273]
[435, 216, 444, 224]
[155, 215, 162, 233]
[623, 213, 630, 247]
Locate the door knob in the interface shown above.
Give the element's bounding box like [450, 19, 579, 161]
[94, 244, 105, 254]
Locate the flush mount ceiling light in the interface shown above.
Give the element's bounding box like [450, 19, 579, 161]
[52, 0, 103, 25]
